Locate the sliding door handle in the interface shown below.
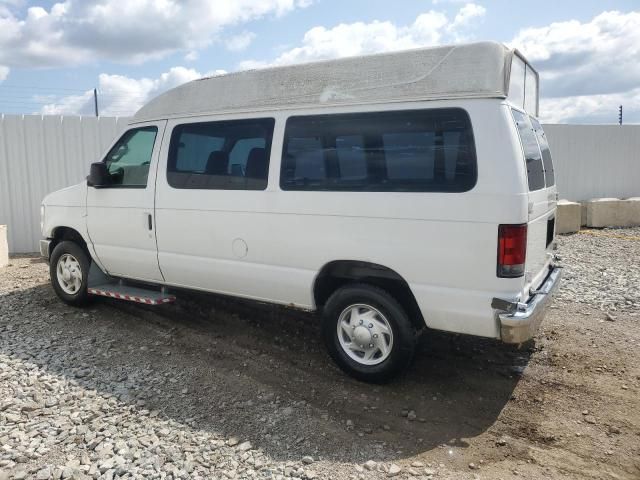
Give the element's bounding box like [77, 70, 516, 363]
[147, 213, 153, 230]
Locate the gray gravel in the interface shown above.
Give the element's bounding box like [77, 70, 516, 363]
[1, 227, 639, 479]
[556, 227, 640, 313]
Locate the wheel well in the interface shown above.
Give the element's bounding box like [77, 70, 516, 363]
[313, 260, 425, 330]
[50, 227, 89, 257]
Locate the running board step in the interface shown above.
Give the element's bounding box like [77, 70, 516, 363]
[88, 283, 176, 305]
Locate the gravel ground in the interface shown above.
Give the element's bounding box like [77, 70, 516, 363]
[0, 229, 639, 480]
[557, 227, 640, 312]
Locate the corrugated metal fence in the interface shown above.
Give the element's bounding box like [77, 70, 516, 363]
[544, 124, 640, 202]
[0, 115, 130, 253]
[0, 115, 639, 253]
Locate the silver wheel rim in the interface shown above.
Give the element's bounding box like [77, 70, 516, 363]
[56, 253, 83, 295]
[337, 304, 394, 366]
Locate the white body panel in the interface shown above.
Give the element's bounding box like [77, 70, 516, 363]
[151, 99, 532, 339]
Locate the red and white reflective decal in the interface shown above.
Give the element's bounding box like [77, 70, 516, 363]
[87, 288, 175, 305]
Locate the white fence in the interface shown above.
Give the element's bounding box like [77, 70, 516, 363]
[0, 115, 639, 253]
[0, 115, 129, 253]
[544, 124, 640, 202]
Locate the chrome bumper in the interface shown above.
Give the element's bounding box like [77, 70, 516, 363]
[40, 239, 52, 261]
[493, 266, 562, 344]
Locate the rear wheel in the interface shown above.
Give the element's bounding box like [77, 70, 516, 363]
[322, 283, 417, 383]
[50, 241, 92, 306]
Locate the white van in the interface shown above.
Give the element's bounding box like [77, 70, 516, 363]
[40, 42, 561, 382]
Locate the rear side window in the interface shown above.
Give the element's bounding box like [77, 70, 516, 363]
[530, 117, 555, 186]
[281, 108, 477, 192]
[167, 118, 274, 190]
[512, 110, 545, 191]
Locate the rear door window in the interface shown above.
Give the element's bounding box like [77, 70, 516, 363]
[530, 117, 555, 186]
[512, 109, 545, 191]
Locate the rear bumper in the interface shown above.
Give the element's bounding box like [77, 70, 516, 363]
[493, 265, 562, 344]
[40, 239, 52, 262]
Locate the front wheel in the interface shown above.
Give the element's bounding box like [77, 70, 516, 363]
[322, 284, 417, 383]
[50, 241, 92, 306]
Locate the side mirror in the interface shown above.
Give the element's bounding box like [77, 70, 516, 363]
[87, 162, 111, 188]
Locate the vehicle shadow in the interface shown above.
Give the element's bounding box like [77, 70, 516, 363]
[0, 282, 530, 464]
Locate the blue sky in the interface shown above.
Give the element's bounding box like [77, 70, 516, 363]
[0, 0, 638, 123]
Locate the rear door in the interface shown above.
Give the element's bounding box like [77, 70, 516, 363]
[511, 109, 557, 290]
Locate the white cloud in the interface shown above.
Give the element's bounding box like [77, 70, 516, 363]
[238, 3, 484, 69]
[0, 65, 8, 82]
[511, 10, 640, 123]
[0, 0, 311, 68]
[540, 89, 639, 125]
[40, 66, 229, 116]
[447, 2, 485, 37]
[225, 31, 257, 52]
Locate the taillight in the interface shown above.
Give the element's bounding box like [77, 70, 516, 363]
[497, 224, 527, 278]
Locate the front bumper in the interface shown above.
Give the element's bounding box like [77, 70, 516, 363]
[493, 265, 562, 344]
[40, 239, 52, 261]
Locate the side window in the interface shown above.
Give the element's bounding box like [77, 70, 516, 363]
[167, 118, 274, 190]
[336, 135, 367, 180]
[281, 108, 476, 192]
[512, 110, 545, 191]
[104, 127, 157, 187]
[530, 117, 555, 186]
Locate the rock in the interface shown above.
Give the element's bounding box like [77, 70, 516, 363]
[227, 437, 240, 446]
[411, 461, 425, 468]
[301, 456, 314, 464]
[584, 415, 597, 424]
[237, 441, 252, 452]
[605, 313, 616, 322]
[469, 462, 478, 469]
[496, 437, 508, 446]
[305, 470, 317, 479]
[36, 467, 52, 480]
[608, 425, 621, 434]
[364, 460, 377, 471]
[388, 464, 402, 477]
[407, 410, 417, 421]
[13, 472, 28, 480]
[346, 419, 354, 427]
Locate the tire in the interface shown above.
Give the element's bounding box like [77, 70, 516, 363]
[322, 283, 417, 383]
[50, 240, 92, 306]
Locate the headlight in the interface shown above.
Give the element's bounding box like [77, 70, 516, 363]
[40, 205, 45, 235]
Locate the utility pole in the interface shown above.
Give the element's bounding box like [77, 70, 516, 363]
[618, 105, 623, 125]
[93, 88, 99, 117]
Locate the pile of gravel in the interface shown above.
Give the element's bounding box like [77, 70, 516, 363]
[0, 335, 320, 480]
[556, 227, 640, 313]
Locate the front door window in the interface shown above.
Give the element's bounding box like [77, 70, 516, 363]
[105, 127, 158, 187]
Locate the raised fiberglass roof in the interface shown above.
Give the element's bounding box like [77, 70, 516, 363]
[132, 41, 532, 123]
